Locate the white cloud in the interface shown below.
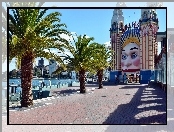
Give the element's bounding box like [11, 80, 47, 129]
[104, 41, 111, 48]
[59, 32, 78, 42]
[62, 32, 90, 41]
[104, 41, 111, 46]
[43, 48, 60, 55]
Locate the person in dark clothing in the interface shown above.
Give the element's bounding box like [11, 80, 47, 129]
[115, 75, 119, 84]
[41, 81, 45, 87]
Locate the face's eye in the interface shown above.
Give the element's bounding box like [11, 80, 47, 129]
[131, 52, 137, 59]
[122, 54, 127, 60]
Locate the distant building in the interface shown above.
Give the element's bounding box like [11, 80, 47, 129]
[38, 58, 44, 68]
[44, 65, 49, 71]
[49, 59, 57, 77]
[70, 71, 76, 79]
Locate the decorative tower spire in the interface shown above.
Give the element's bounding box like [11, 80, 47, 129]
[139, 6, 160, 74]
[139, 9, 159, 35]
[110, 4, 126, 72]
[111, 9, 124, 26]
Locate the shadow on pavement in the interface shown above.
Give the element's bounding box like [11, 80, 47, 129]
[119, 86, 143, 89]
[103, 84, 167, 124]
[51, 89, 79, 96]
[88, 81, 142, 86]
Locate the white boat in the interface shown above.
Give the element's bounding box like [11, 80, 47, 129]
[33, 76, 44, 80]
[38, 78, 44, 80]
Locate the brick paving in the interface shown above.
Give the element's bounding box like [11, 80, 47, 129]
[8, 84, 167, 124]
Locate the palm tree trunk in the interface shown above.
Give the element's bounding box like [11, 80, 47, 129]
[98, 69, 103, 89]
[79, 69, 86, 93]
[20, 52, 33, 107]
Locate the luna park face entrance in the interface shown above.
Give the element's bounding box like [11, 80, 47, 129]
[121, 72, 140, 84]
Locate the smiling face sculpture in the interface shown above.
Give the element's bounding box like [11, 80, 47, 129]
[120, 29, 141, 72]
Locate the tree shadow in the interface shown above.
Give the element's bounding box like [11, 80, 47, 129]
[51, 89, 79, 96]
[119, 86, 144, 89]
[103, 84, 167, 124]
[87, 81, 143, 86]
[87, 81, 116, 86]
[51, 85, 96, 96]
[69, 84, 98, 88]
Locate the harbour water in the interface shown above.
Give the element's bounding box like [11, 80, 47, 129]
[8, 78, 77, 94]
[9, 78, 76, 86]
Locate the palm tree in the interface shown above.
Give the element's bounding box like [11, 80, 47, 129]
[2, 2, 46, 63]
[63, 34, 97, 93]
[9, 9, 70, 107]
[89, 43, 114, 89]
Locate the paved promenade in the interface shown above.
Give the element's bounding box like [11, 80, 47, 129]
[9, 83, 166, 124]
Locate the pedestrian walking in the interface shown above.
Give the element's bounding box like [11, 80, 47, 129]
[115, 75, 119, 84]
[42, 81, 45, 87]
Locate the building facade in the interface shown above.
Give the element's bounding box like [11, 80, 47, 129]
[154, 35, 167, 91]
[109, 8, 166, 84]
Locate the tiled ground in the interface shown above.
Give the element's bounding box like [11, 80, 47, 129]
[8, 84, 166, 124]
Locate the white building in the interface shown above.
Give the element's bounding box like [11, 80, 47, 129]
[49, 59, 57, 77]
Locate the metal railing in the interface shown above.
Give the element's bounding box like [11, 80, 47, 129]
[9, 81, 79, 102]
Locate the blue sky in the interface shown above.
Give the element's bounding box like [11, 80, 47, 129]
[2, 2, 170, 72]
[44, 8, 166, 45]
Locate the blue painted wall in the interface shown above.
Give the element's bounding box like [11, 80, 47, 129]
[154, 69, 158, 82]
[140, 70, 152, 84]
[109, 70, 158, 84]
[109, 71, 122, 82]
[150, 70, 155, 80]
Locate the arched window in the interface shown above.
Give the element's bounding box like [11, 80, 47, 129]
[120, 22, 123, 29]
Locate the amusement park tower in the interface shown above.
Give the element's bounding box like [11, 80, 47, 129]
[139, 9, 159, 83]
[110, 9, 124, 72]
[139, 9, 159, 69]
[110, 8, 159, 84]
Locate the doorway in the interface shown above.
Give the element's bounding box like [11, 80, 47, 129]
[123, 72, 140, 84]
